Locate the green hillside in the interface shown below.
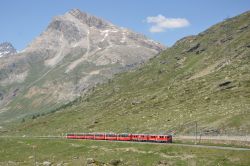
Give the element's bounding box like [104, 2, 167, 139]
[5, 11, 250, 136]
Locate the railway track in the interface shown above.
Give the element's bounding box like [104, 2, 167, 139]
[1, 135, 250, 151]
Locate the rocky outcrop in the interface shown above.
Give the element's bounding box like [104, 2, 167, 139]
[0, 42, 16, 57]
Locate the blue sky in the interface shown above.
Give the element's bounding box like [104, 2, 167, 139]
[1, 0, 249, 51]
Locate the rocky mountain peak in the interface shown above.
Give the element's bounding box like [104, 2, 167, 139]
[66, 8, 111, 28]
[0, 42, 17, 57]
[28, 9, 165, 64]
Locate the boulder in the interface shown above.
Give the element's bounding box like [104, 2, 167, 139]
[157, 160, 170, 166]
[186, 43, 200, 53]
[87, 158, 95, 164]
[43, 161, 52, 166]
[110, 159, 122, 166]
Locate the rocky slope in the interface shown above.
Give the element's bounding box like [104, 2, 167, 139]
[0, 42, 16, 57]
[8, 11, 250, 136]
[0, 9, 165, 125]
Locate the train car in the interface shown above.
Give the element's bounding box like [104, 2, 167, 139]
[85, 133, 94, 139]
[105, 133, 117, 141]
[156, 135, 168, 143]
[94, 133, 105, 140]
[131, 134, 148, 142]
[131, 134, 139, 141]
[66, 133, 76, 139]
[148, 135, 172, 143]
[117, 133, 132, 141]
[66, 133, 85, 139]
[76, 133, 85, 139]
[138, 134, 148, 142]
[148, 135, 158, 142]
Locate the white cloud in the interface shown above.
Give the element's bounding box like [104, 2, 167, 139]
[146, 14, 190, 33]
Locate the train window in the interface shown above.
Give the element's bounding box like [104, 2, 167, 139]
[106, 134, 116, 137]
[119, 134, 129, 137]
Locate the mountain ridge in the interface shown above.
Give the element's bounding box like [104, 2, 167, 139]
[67, 8, 112, 28]
[0, 9, 165, 125]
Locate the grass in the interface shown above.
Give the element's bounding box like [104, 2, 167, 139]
[0, 137, 250, 166]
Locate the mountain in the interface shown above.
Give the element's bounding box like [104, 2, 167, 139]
[0, 42, 16, 57]
[0, 9, 165, 125]
[8, 11, 250, 136]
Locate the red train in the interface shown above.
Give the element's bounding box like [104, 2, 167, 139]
[66, 133, 172, 143]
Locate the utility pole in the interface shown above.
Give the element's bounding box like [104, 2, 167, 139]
[195, 121, 197, 145]
[33, 145, 37, 166]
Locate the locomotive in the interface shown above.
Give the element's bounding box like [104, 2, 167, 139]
[66, 133, 172, 143]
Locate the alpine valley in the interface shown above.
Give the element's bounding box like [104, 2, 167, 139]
[1, 7, 250, 166]
[5, 11, 250, 136]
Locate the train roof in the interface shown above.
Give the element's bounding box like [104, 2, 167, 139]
[66, 133, 172, 136]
